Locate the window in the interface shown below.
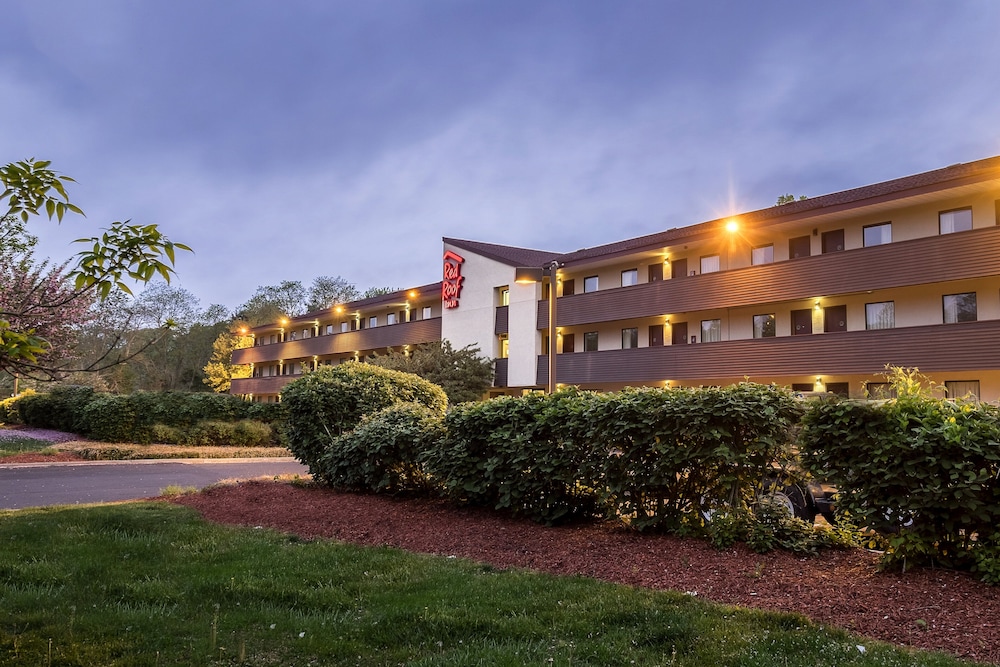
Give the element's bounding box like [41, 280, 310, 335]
[946, 380, 980, 401]
[621, 327, 638, 349]
[341, 322, 349, 333]
[369, 316, 378, 328]
[289, 331, 297, 341]
[302, 328, 310, 339]
[422, 306, 432, 319]
[863, 222, 892, 247]
[943, 292, 977, 323]
[940, 207, 972, 234]
[700, 255, 720, 274]
[387, 313, 397, 325]
[621, 269, 638, 287]
[584, 276, 599, 293]
[865, 301, 894, 330]
[500, 288, 510, 306]
[751, 245, 773, 266]
[700, 319, 721, 343]
[325, 324, 334, 335]
[753, 314, 776, 338]
[499, 336, 509, 359]
[584, 331, 599, 351]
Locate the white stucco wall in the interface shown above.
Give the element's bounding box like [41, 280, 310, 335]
[440, 242, 542, 388]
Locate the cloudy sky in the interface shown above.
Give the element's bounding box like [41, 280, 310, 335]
[4, 1, 1000, 312]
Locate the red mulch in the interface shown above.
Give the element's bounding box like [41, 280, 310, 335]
[170, 480, 1000, 664]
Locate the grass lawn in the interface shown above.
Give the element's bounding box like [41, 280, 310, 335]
[0, 435, 62, 458]
[0, 502, 979, 666]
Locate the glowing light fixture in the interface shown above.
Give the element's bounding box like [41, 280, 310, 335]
[725, 219, 739, 233]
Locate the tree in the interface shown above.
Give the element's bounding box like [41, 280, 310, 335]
[236, 280, 307, 326]
[360, 286, 399, 299]
[306, 275, 359, 312]
[0, 158, 191, 381]
[776, 194, 808, 205]
[203, 327, 254, 392]
[369, 340, 493, 403]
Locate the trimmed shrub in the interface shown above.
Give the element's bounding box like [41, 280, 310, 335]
[424, 388, 602, 524]
[80, 394, 151, 443]
[184, 420, 277, 447]
[17, 385, 96, 432]
[424, 383, 802, 528]
[316, 403, 446, 493]
[0, 389, 36, 425]
[281, 362, 448, 475]
[587, 384, 802, 531]
[800, 393, 1000, 570]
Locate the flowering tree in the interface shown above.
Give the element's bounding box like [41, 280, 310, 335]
[203, 326, 255, 393]
[0, 158, 191, 381]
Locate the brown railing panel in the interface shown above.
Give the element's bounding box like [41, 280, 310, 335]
[493, 358, 509, 387]
[538, 320, 1000, 385]
[539, 227, 1000, 327]
[229, 376, 295, 396]
[494, 306, 509, 335]
[233, 318, 442, 364]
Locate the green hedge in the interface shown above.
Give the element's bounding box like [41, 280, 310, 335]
[423, 389, 603, 525]
[423, 384, 802, 527]
[800, 394, 1000, 572]
[16, 385, 96, 432]
[317, 403, 446, 492]
[280, 362, 448, 476]
[15, 388, 284, 447]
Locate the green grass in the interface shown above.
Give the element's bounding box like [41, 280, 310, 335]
[0, 435, 60, 458]
[0, 503, 980, 666]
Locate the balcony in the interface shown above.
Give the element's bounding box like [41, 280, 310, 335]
[230, 375, 294, 396]
[233, 318, 442, 365]
[537, 319, 1000, 386]
[539, 226, 1000, 327]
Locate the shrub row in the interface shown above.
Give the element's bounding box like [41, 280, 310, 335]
[14, 386, 285, 446]
[800, 393, 1000, 575]
[428, 384, 803, 527]
[285, 371, 804, 530]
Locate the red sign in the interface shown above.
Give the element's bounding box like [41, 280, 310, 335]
[442, 250, 465, 309]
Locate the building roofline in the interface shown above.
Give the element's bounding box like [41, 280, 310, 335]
[444, 237, 560, 268]
[554, 154, 1000, 266]
[247, 282, 442, 332]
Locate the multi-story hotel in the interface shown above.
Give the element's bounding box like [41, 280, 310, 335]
[231, 155, 1000, 402]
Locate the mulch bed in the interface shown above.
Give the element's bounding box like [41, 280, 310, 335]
[170, 480, 1000, 664]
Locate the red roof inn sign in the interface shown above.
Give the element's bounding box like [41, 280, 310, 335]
[442, 251, 465, 309]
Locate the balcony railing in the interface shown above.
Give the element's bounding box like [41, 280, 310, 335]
[229, 375, 294, 396]
[536, 319, 1000, 386]
[233, 318, 442, 365]
[539, 227, 1000, 327]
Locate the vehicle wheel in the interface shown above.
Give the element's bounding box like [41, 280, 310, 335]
[762, 484, 817, 523]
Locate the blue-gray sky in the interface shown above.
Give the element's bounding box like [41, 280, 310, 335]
[4, 1, 1000, 312]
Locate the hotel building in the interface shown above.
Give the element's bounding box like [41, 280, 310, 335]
[232, 155, 1000, 402]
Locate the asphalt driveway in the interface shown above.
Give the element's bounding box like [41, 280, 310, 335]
[0, 458, 309, 510]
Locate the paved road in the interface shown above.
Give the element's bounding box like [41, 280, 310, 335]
[0, 458, 310, 510]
